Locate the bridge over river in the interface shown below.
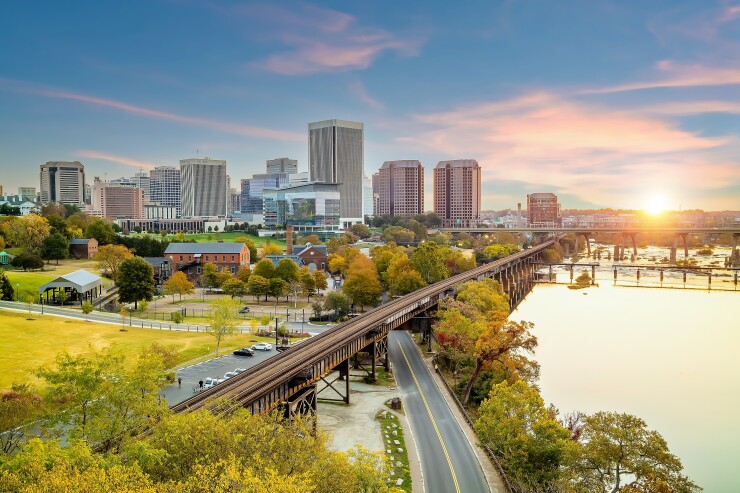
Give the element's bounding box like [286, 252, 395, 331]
[171, 238, 556, 418]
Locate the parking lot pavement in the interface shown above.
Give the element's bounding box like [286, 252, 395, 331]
[161, 348, 277, 405]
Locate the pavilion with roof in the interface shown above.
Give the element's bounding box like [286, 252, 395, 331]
[38, 269, 103, 305]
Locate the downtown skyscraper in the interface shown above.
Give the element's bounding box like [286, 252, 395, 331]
[150, 166, 181, 216]
[180, 157, 227, 218]
[375, 160, 424, 217]
[308, 119, 364, 226]
[433, 159, 481, 228]
[39, 161, 85, 205]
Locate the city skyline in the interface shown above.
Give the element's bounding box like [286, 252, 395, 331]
[1, 1, 739, 211]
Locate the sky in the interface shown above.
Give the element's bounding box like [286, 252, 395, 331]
[0, 0, 739, 211]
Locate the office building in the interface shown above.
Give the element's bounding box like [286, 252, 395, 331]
[263, 182, 341, 232]
[308, 119, 364, 226]
[527, 193, 561, 227]
[150, 166, 181, 216]
[266, 157, 298, 174]
[164, 242, 250, 281]
[433, 160, 481, 228]
[363, 175, 373, 219]
[240, 173, 290, 214]
[18, 187, 36, 202]
[91, 180, 145, 219]
[376, 160, 424, 217]
[40, 161, 85, 205]
[180, 157, 227, 218]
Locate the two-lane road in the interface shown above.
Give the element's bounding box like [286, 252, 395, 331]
[389, 331, 489, 493]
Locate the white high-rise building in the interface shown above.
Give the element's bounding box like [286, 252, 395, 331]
[39, 161, 85, 205]
[362, 175, 373, 219]
[180, 157, 227, 218]
[150, 166, 181, 216]
[308, 119, 364, 227]
[18, 187, 36, 202]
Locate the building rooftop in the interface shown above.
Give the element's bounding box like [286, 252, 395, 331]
[69, 238, 92, 245]
[435, 159, 479, 169]
[164, 243, 245, 255]
[38, 269, 102, 294]
[381, 160, 422, 169]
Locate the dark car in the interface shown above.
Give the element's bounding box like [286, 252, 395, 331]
[239, 306, 250, 314]
[233, 347, 255, 357]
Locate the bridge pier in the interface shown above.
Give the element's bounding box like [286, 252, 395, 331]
[282, 384, 317, 420]
[629, 233, 638, 256]
[674, 233, 689, 259]
[317, 359, 351, 405]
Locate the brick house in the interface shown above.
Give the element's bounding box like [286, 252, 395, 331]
[164, 243, 250, 283]
[294, 243, 328, 271]
[69, 238, 99, 259]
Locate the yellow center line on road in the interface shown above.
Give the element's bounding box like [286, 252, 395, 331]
[396, 339, 461, 493]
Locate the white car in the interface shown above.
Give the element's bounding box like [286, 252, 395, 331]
[251, 342, 273, 351]
[234, 368, 247, 374]
[224, 371, 237, 379]
[203, 377, 218, 389]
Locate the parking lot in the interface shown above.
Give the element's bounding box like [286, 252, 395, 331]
[161, 347, 277, 405]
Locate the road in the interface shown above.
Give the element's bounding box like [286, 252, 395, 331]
[389, 331, 489, 493]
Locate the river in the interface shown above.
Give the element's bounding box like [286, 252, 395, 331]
[512, 246, 739, 492]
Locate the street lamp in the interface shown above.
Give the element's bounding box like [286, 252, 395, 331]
[275, 316, 279, 347]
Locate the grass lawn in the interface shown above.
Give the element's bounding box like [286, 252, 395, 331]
[176, 232, 286, 248]
[4, 259, 112, 299]
[0, 309, 273, 390]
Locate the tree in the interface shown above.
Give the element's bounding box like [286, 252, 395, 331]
[36, 346, 169, 452]
[56, 289, 68, 306]
[41, 232, 70, 265]
[324, 290, 349, 316]
[370, 242, 403, 279]
[300, 268, 317, 300]
[262, 240, 283, 256]
[1, 214, 50, 255]
[222, 278, 248, 299]
[349, 223, 371, 239]
[313, 270, 328, 291]
[483, 243, 521, 260]
[85, 219, 116, 245]
[199, 262, 219, 290]
[382, 225, 415, 244]
[11, 252, 44, 271]
[116, 257, 155, 310]
[342, 255, 381, 309]
[235, 264, 251, 283]
[163, 271, 195, 301]
[567, 412, 700, 493]
[94, 244, 133, 280]
[252, 257, 276, 279]
[81, 300, 94, 321]
[0, 383, 45, 455]
[411, 242, 451, 284]
[267, 278, 286, 303]
[247, 275, 270, 302]
[208, 298, 241, 356]
[275, 257, 300, 283]
[475, 380, 573, 488]
[0, 270, 14, 301]
[287, 279, 303, 307]
[297, 234, 322, 245]
[385, 253, 426, 296]
[233, 236, 258, 260]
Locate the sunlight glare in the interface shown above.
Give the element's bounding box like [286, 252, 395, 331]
[645, 194, 668, 215]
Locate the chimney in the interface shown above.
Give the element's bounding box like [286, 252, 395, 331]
[517, 203, 522, 227]
[286, 225, 293, 255]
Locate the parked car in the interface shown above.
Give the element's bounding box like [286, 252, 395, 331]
[234, 368, 247, 374]
[203, 377, 218, 389]
[233, 347, 255, 357]
[251, 342, 273, 351]
[239, 306, 250, 313]
[224, 371, 237, 379]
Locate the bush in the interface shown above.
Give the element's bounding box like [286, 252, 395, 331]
[172, 312, 183, 324]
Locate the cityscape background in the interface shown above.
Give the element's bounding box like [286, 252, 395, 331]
[1, 0, 739, 211]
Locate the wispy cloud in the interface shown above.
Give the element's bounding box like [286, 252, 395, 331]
[247, 4, 422, 75]
[348, 79, 384, 110]
[0, 77, 303, 142]
[720, 4, 740, 22]
[76, 150, 161, 170]
[579, 61, 740, 95]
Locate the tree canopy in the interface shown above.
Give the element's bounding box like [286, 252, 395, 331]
[116, 257, 155, 309]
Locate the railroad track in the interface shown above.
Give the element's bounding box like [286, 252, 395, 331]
[171, 239, 555, 415]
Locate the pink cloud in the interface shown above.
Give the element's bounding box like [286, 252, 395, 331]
[0, 77, 303, 142]
[348, 79, 384, 110]
[399, 92, 737, 208]
[76, 150, 161, 170]
[248, 4, 421, 75]
[720, 5, 740, 22]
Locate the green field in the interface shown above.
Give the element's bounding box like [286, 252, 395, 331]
[0, 309, 272, 390]
[3, 259, 112, 300]
[176, 232, 285, 248]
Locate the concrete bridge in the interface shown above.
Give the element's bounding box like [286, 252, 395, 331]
[170, 239, 556, 418]
[441, 227, 740, 261]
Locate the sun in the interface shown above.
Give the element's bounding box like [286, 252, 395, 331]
[645, 194, 668, 215]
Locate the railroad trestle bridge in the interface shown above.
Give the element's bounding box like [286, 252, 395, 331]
[171, 239, 557, 418]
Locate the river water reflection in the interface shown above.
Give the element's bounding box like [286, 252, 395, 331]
[512, 267, 739, 492]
